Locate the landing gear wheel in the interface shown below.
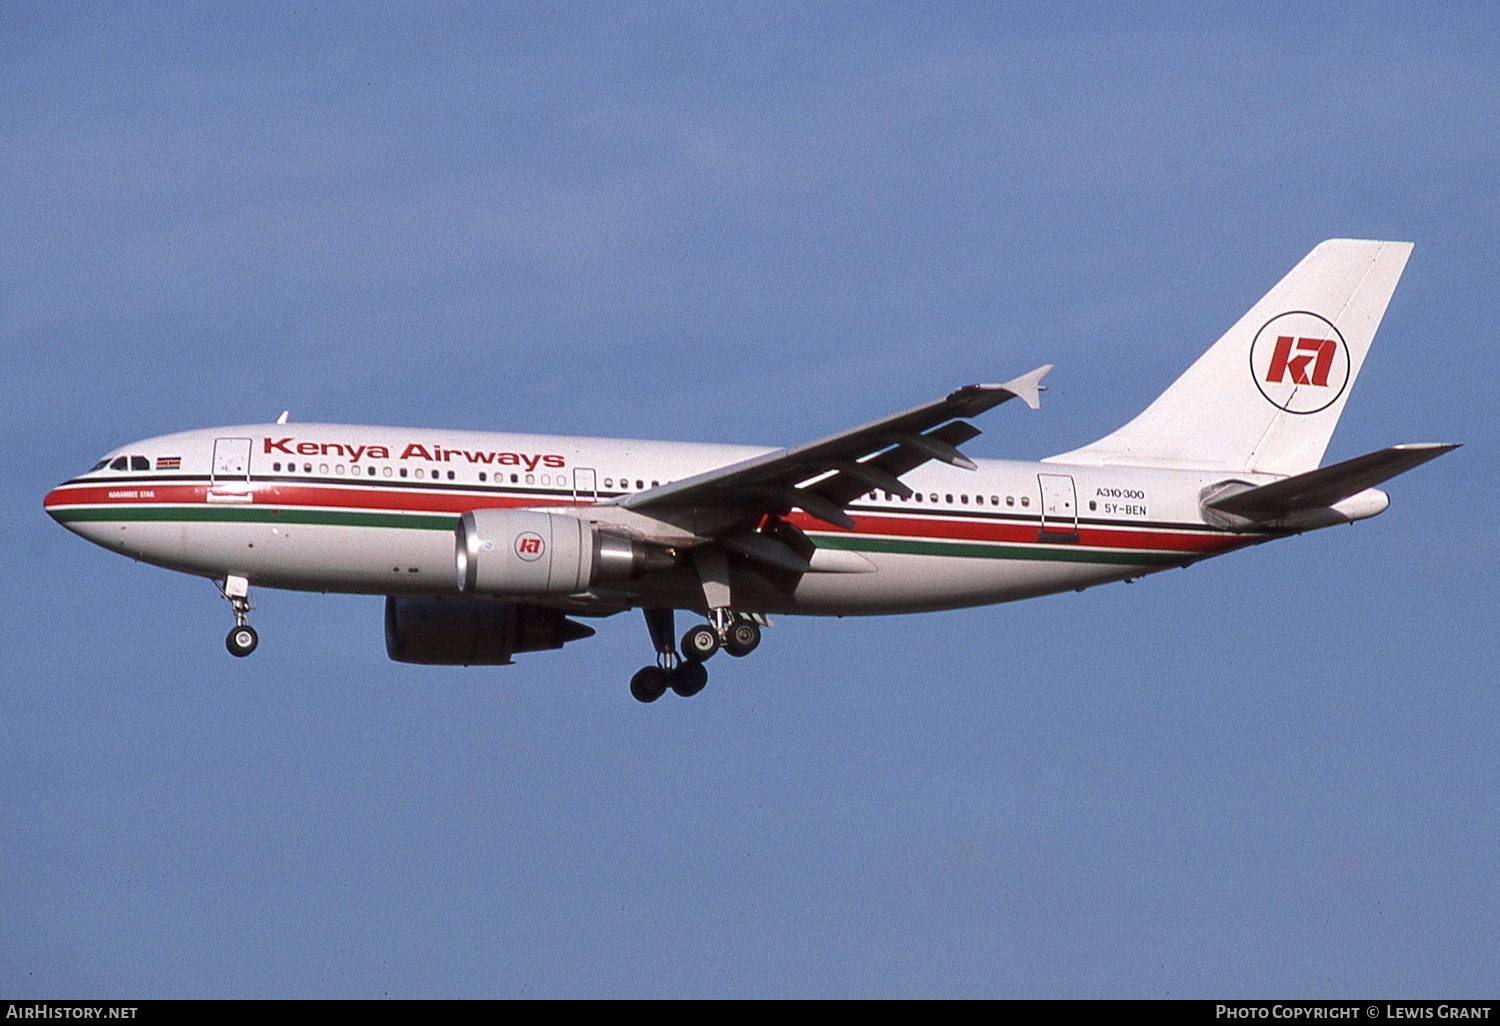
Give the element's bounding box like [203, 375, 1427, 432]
[681, 625, 720, 662]
[226, 624, 259, 658]
[630, 666, 669, 703]
[724, 620, 761, 657]
[670, 661, 708, 697]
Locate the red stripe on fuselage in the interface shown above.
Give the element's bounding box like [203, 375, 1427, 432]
[44, 480, 577, 516]
[46, 479, 1252, 556]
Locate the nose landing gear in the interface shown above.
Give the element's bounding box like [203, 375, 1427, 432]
[218, 575, 258, 658]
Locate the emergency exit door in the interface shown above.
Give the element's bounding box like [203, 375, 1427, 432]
[573, 467, 598, 504]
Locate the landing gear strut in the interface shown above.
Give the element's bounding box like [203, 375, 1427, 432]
[630, 607, 768, 702]
[219, 575, 258, 658]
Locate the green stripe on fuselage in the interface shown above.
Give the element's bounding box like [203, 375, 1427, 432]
[812, 533, 1192, 566]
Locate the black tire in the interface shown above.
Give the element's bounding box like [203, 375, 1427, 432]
[724, 620, 760, 657]
[629, 666, 668, 703]
[670, 661, 708, 697]
[226, 624, 259, 658]
[681, 625, 719, 662]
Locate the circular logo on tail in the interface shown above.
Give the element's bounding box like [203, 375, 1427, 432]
[1249, 311, 1350, 415]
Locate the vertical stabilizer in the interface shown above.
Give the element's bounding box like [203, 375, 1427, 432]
[1046, 240, 1413, 475]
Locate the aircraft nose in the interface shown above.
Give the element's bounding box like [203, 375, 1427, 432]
[43, 483, 82, 532]
[43, 485, 66, 523]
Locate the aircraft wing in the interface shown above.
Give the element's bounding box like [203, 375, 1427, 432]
[619, 366, 1051, 536]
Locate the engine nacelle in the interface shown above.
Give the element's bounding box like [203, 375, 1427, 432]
[455, 508, 666, 597]
[384, 595, 595, 665]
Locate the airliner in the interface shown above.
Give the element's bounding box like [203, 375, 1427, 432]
[44, 240, 1455, 702]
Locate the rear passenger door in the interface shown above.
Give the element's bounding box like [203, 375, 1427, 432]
[1037, 473, 1078, 535]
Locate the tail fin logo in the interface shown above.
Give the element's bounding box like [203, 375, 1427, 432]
[1249, 311, 1350, 415]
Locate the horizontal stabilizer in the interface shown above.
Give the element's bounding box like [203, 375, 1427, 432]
[1206, 443, 1458, 518]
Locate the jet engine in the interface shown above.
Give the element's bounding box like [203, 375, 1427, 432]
[384, 595, 595, 665]
[455, 508, 669, 597]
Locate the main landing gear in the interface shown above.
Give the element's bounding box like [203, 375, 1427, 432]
[629, 607, 764, 703]
[219, 575, 258, 657]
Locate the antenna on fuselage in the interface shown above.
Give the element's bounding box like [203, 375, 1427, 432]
[276, 411, 289, 425]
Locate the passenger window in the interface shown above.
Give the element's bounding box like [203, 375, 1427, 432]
[960, 494, 969, 504]
[478, 472, 487, 482]
[447, 470, 455, 481]
[511, 474, 518, 484]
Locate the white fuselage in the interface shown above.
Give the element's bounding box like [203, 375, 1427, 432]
[45, 423, 1281, 617]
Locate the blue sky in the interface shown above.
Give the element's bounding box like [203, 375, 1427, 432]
[2, 2, 1495, 997]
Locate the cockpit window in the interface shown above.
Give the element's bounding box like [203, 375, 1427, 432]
[90, 459, 110, 472]
[109, 457, 128, 471]
[130, 456, 150, 471]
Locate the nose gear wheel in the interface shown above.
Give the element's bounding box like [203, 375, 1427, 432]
[217, 576, 259, 658]
[226, 624, 258, 657]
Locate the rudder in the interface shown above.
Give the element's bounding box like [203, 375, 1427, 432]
[1047, 239, 1413, 475]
